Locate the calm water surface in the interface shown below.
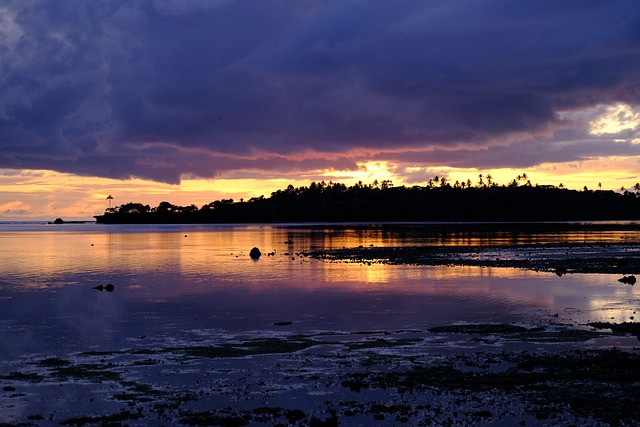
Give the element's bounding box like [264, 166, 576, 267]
[1, 222, 639, 358]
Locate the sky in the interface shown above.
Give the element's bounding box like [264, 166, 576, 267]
[1, 0, 640, 220]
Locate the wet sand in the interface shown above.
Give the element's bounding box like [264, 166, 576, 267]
[1, 325, 639, 426]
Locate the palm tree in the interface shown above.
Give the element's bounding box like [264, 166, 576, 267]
[486, 174, 493, 187]
[477, 174, 483, 187]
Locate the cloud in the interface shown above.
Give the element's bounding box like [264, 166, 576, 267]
[0, 201, 31, 216]
[0, 0, 639, 183]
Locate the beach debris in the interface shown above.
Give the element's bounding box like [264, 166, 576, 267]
[93, 283, 115, 292]
[249, 247, 261, 259]
[618, 275, 636, 285]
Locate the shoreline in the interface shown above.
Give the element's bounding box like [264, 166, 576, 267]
[1, 325, 639, 426]
[309, 242, 640, 275]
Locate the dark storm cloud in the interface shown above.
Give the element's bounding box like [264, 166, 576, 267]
[1, 0, 639, 182]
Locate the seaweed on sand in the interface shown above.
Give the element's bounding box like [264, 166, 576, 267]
[60, 410, 143, 426]
[588, 321, 640, 339]
[169, 337, 318, 359]
[429, 323, 606, 343]
[340, 348, 640, 425]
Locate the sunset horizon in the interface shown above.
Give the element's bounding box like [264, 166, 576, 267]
[2, 161, 640, 221]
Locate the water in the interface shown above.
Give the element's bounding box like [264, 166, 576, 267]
[0, 222, 639, 358]
[2, 222, 640, 426]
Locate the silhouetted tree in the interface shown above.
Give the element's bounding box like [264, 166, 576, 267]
[95, 178, 640, 224]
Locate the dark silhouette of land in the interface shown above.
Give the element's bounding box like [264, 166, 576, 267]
[94, 179, 640, 224]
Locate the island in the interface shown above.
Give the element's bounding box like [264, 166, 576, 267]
[95, 179, 640, 224]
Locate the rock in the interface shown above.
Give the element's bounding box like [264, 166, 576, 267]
[53, 218, 64, 224]
[249, 247, 261, 259]
[104, 283, 115, 292]
[93, 285, 104, 291]
[618, 275, 636, 285]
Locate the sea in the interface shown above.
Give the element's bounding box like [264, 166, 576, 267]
[1, 221, 639, 359]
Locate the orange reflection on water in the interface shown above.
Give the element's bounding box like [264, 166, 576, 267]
[1, 223, 638, 330]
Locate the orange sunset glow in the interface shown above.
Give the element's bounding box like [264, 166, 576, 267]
[2, 156, 639, 221]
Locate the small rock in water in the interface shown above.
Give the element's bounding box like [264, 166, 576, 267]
[93, 285, 104, 291]
[618, 275, 636, 285]
[273, 321, 292, 326]
[250, 247, 261, 259]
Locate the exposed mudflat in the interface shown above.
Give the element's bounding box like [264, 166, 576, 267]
[1, 325, 640, 426]
[309, 241, 640, 275]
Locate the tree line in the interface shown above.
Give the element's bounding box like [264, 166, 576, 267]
[94, 177, 640, 224]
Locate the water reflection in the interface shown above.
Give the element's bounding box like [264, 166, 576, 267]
[0, 222, 639, 356]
